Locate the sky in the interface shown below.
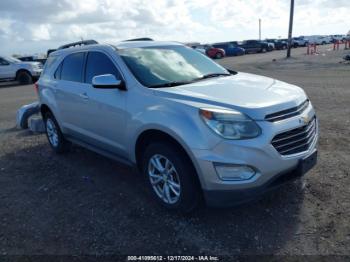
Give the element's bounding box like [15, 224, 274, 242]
[0, 0, 349, 56]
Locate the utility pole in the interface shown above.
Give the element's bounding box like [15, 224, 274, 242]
[287, 0, 294, 58]
[259, 18, 261, 40]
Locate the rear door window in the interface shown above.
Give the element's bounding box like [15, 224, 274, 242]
[54, 63, 62, 80]
[41, 56, 57, 77]
[84, 52, 120, 84]
[60, 52, 85, 82]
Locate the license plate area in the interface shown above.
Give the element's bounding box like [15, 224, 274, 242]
[299, 150, 317, 175]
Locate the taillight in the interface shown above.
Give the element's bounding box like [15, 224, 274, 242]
[34, 82, 39, 95]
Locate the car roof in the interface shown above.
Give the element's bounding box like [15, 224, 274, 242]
[50, 41, 184, 57]
[114, 41, 183, 49]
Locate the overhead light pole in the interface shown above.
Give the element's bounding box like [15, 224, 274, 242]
[287, 0, 294, 58]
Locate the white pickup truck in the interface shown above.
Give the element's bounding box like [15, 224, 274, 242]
[0, 56, 43, 84]
[306, 36, 333, 45]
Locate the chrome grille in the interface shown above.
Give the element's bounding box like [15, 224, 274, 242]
[265, 100, 309, 122]
[272, 117, 317, 156]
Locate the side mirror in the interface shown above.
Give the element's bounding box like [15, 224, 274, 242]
[92, 74, 126, 90]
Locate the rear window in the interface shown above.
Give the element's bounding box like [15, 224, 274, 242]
[61, 52, 85, 82]
[41, 56, 57, 77]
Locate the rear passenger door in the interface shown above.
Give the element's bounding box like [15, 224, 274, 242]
[55, 52, 90, 137]
[81, 51, 127, 156]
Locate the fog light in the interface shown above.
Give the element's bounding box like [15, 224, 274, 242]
[214, 164, 256, 181]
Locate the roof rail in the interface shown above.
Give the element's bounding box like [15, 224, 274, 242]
[58, 40, 98, 50]
[123, 37, 154, 42]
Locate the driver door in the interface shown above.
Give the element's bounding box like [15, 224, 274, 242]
[80, 51, 127, 157]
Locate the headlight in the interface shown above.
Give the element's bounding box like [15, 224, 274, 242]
[199, 108, 261, 139]
[31, 64, 42, 70]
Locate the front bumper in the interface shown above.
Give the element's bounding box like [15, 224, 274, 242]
[203, 150, 317, 207]
[31, 69, 42, 77]
[190, 105, 318, 206]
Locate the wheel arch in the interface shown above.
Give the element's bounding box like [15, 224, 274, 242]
[134, 129, 204, 189]
[40, 104, 52, 119]
[16, 69, 32, 78]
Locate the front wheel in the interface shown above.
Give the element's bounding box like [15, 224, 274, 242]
[215, 52, 223, 59]
[142, 142, 201, 212]
[16, 71, 33, 85]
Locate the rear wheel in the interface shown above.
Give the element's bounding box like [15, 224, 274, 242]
[44, 111, 71, 153]
[141, 142, 201, 212]
[16, 71, 33, 85]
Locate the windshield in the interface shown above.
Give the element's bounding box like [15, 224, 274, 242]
[4, 56, 21, 63]
[118, 46, 229, 88]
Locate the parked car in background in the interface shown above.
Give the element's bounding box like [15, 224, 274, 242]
[292, 37, 309, 47]
[0, 56, 43, 84]
[212, 42, 245, 56]
[194, 45, 225, 59]
[320, 36, 333, 44]
[330, 35, 346, 43]
[239, 40, 270, 53]
[191, 46, 207, 55]
[266, 39, 288, 50]
[38, 40, 318, 211]
[304, 36, 332, 45]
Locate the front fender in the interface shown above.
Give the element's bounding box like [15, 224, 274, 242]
[127, 100, 222, 163]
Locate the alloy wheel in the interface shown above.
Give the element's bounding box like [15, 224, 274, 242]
[148, 154, 181, 204]
[46, 118, 59, 147]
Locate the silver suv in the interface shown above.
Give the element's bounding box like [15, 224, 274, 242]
[38, 40, 318, 211]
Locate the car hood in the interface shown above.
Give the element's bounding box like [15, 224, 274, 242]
[153, 72, 307, 120]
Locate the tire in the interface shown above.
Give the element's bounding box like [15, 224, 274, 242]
[43, 111, 71, 154]
[16, 70, 33, 85]
[141, 142, 201, 212]
[215, 52, 222, 59]
[261, 47, 267, 53]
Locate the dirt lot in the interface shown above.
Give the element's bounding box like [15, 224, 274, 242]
[0, 45, 349, 258]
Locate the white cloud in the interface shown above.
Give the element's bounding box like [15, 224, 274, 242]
[31, 24, 52, 41]
[0, 0, 349, 55]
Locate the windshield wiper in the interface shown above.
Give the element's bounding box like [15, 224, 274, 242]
[148, 73, 232, 88]
[199, 73, 231, 79]
[148, 81, 194, 88]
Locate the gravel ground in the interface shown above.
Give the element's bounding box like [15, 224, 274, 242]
[0, 45, 349, 258]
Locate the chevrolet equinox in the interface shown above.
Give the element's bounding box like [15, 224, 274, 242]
[38, 40, 318, 211]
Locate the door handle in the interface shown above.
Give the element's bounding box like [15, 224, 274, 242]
[79, 92, 89, 100]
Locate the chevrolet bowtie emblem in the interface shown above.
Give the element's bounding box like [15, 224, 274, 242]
[300, 116, 309, 125]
